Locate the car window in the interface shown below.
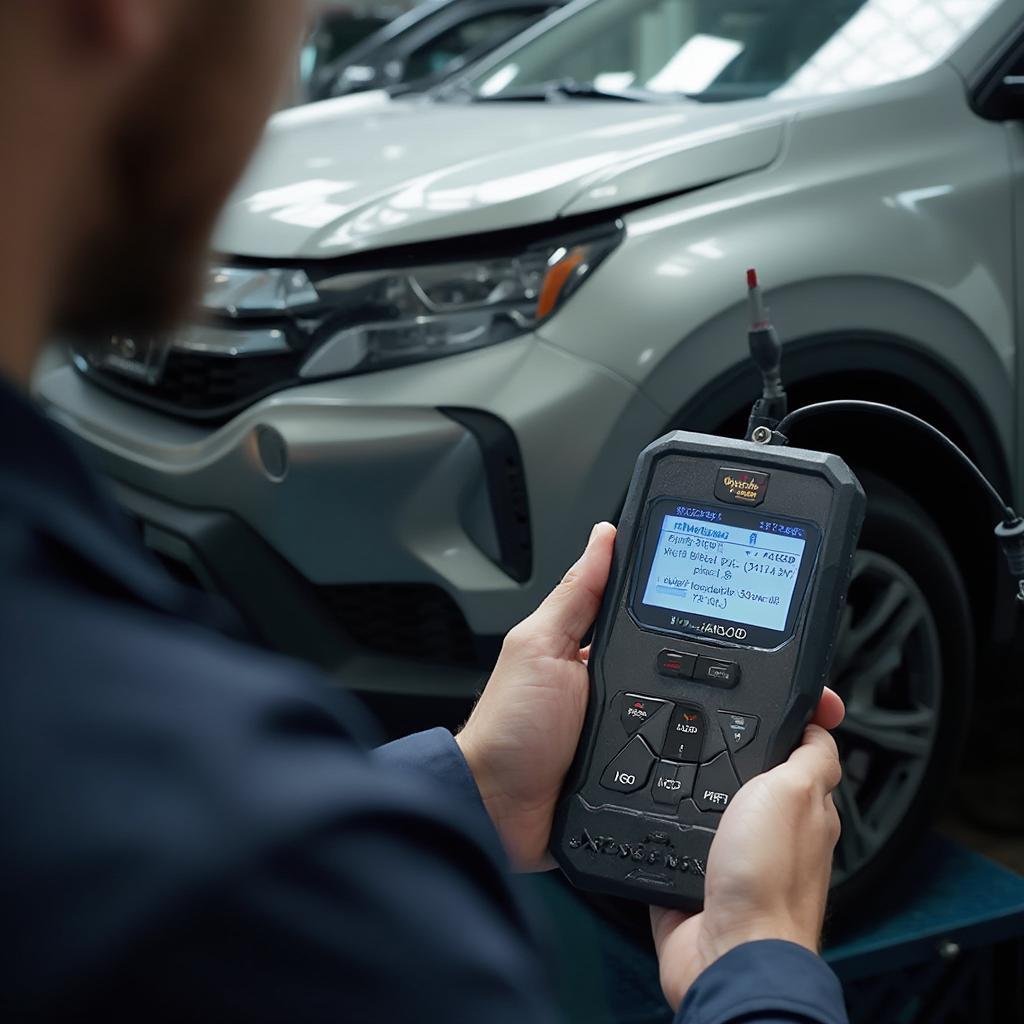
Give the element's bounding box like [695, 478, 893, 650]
[303, 13, 390, 86]
[467, 0, 1003, 102]
[405, 9, 548, 82]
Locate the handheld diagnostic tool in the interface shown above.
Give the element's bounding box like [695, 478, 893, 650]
[551, 432, 865, 909]
[551, 272, 867, 910]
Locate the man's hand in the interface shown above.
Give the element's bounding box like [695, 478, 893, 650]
[456, 522, 616, 871]
[652, 697, 845, 1011]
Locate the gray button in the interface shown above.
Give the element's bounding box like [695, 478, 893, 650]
[600, 736, 656, 794]
[695, 657, 740, 688]
[651, 760, 697, 806]
[719, 711, 758, 752]
[694, 752, 741, 813]
[637, 699, 673, 752]
[619, 693, 667, 735]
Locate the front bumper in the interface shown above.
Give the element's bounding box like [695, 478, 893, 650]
[36, 335, 665, 692]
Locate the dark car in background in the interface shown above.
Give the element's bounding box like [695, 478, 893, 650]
[301, 5, 391, 94]
[306, 0, 567, 102]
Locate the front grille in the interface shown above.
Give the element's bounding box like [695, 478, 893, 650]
[83, 349, 304, 423]
[320, 584, 491, 667]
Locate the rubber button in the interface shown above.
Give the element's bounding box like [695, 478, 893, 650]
[619, 694, 667, 735]
[657, 650, 697, 678]
[661, 705, 705, 762]
[700, 714, 727, 763]
[695, 657, 740, 688]
[636, 700, 673, 752]
[719, 711, 758, 752]
[651, 761, 697, 806]
[600, 736, 655, 794]
[694, 752, 741, 813]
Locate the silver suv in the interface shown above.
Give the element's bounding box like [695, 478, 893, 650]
[37, 0, 1024, 912]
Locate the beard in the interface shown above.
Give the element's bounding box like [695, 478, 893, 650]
[53, 42, 244, 354]
[49, 1, 302, 358]
[54, 209, 209, 356]
[52, 103, 219, 357]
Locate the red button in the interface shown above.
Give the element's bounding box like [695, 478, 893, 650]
[657, 650, 696, 678]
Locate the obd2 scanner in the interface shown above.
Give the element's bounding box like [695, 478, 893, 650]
[550, 432, 864, 910]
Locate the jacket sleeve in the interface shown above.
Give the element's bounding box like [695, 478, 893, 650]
[67, 663, 562, 1024]
[676, 941, 848, 1024]
[374, 726, 500, 834]
[375, 728, 487, 812]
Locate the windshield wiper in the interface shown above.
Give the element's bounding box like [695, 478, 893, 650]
[472, 78, 669, 103]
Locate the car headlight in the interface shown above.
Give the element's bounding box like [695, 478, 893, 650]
[201, 223, 623, 379]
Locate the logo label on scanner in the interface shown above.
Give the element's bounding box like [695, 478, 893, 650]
[715, 467, 769, 506]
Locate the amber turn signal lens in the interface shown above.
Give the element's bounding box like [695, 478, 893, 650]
[536, 246, 587, 319]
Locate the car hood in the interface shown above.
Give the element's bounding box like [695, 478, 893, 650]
[214, 91, 788, 260]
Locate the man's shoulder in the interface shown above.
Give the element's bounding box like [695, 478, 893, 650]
[0, 528, 514, 1017]
[1, 554, 344, 729]
[0, 555, 386, 865]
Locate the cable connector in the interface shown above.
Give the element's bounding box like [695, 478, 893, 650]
[995, 516, 1024, 603]
[772, 399, 1024, 605]
[744, 269, 788, 441]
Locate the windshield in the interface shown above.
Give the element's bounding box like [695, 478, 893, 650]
[460, 0, 1001, 102]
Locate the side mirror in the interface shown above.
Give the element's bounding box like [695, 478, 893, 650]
[976, 72, 1024, 121]
[1003, 76, 1024, 119]
[327, 63, 378, 99]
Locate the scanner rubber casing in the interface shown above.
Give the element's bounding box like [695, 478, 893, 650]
[551, 431, 865, 910]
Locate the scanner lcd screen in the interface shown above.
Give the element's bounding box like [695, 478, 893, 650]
[641, 512, 806, 631]
[632, 501, 818, 646]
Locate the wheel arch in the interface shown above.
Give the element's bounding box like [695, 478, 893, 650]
[667, 332, 1016, 669]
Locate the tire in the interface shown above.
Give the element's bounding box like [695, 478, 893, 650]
[826, 471, 974, 926]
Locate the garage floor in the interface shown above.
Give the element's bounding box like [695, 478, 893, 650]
[940, 775, 1024, 875]
[938, 623, 1024, 875]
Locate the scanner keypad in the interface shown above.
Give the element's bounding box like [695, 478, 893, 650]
[601, 692, 757, 812]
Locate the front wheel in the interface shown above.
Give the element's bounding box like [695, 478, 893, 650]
[827, 472, 974, 918]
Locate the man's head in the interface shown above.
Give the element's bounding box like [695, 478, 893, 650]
[0, 0, 308, 380]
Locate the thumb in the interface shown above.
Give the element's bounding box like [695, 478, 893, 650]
[650, 905, 692, 954]
[523, 522, 616, 647]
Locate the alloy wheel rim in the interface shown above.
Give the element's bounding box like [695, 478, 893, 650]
[829, 551, 943, 886]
